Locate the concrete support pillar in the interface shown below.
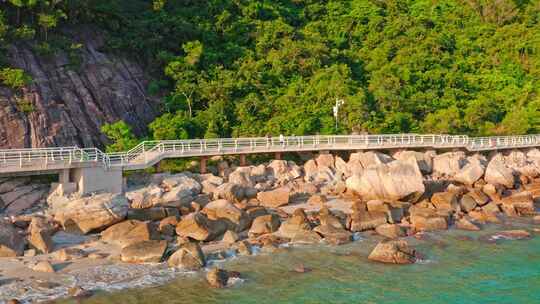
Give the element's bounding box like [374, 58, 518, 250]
[59, 169, 70, 184]
[275, 152, 282, 160]
[239, 154, 247, 166]
[320, 150, 330, 154]
[72, 167, 123, 195]
[200, 156, 208, 174]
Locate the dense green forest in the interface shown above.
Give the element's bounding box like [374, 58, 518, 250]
[1, 0, 540, 151]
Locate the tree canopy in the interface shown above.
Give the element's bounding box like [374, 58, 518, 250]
[1, 0, 539, 149]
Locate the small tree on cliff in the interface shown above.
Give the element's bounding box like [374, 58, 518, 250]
[101, 121, 139, 152]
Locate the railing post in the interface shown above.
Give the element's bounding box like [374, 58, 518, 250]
[19, 152, 22, 167]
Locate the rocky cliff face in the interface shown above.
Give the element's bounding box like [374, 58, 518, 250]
[0, 31, 159, 149]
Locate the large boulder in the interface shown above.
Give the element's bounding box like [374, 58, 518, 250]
[485, 154, 515, 188]
[53, 194, 129, 234]
[228, 167, 254, 188]
[101, 220, 157, 248]
[431, 192, 459, 212]
[125, 185, 163, 209]
[248, 214, 281, 237]
[368, 240, 416, 264]
[393, 150, 433, 174]
[206, 268, 229, 288]
[410, 207, 448, 231]
[345, 159, 424, 202]
[176, 212, 227, 241]
[0, 221, 25, 257]
[500, 192, 536, 216]
[28, 217, 55, 254]
[366, 200, 404, 223]
[202, 200, 250, 232]
[161, 174, 202, 195]
[257, 187, 290, 208]
[120, 240, 167, 263]
[277, 209, 312, 238]
[267, 160, 302, 183]
[168, 242, 206, 270]
[433, 152, 466, 176]
[375, 224, 407, 239]
[313, 224, 352, 245]
[214, 183, 245, 203]
[347, 207, 387, 232]
[454, 157, 486, 185]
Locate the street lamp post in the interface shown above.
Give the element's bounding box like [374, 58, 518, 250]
[333, 98, 345, 130]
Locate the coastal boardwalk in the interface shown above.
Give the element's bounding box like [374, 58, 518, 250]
[0, 134, 539, 195]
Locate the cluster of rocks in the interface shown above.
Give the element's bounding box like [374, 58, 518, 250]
[0, 177, 49, 216]
[1, 148, 539, 296]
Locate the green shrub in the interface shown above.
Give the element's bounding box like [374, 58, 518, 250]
[0, 68, 32, 90]
[12, 25, 36, 40]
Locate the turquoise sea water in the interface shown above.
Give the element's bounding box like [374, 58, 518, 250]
[63, 225, 540, 304]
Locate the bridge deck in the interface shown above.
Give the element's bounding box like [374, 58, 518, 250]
[0, 134, 538, 174]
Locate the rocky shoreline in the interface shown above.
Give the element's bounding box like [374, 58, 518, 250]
[1, 149, 540, 303]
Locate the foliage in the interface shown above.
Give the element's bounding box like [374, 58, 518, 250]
[1, 0, 540, 139]
[101, 121, 139, 152]
[0, 67, 32, 89]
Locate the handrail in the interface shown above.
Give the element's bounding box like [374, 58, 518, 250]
[1, 134, 540, 173]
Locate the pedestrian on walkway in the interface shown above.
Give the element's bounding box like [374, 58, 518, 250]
[279, 134, 285, 147]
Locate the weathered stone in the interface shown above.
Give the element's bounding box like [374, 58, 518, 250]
[277, 208, 311, 238]
[431, 192, 459, 212]
[313, 225, 352, 245]
[215, 183, 245, 202]
[500, 192, 536, 216]
[249, 214, 281, 237]
[410, 213, 448, 231]
[0, 221, 25, 257]
[28, 217, 55, 253]
[307, 194, 327, 205]
[126, 186, 162, 209]
[257, 187, 290, 208]
[31, 261, 55, 273]
[460, 195, 477, 213]
[454, 158, 485, 185]
[348, 208, 387, 232]
[159, 216, 179, 236]
[101, 220, 157, 248]
[366, 200, 404, 223]
[202, 199, 250, 232]
[319, 207, 345, 229]
[346, 159, 424, 202]
[368, 240, 416, 264]
[127, 207, 168, 221]
[176, 212, 227, 241]
[0, 178, 29, 194]
[375, 224, 407, 239]
[4, 188, 47, 215]
[433, 152, 466, 176]
[268, 160, 302, 183]
[53, 194, 129, 234]
[0, 39, 159, 149]
[468, 188, 490, 206]
[120, 240, 167, 263]
[236, 240, 253, 255]
[51, 248, 87, 261]
[207, 268, 229, 288]
[291, 230, 323, 244]
[456, 217, 480, 231]
[469, 210, 500, 223]
[222, 230, 239, 244]
[393, 150, 433, 174]
[496, 230, 531, 240]
[168, 242, 206, 270]
[485, 154, 515, 188]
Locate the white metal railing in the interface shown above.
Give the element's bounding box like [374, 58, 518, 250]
[1, 134, 539, 173]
